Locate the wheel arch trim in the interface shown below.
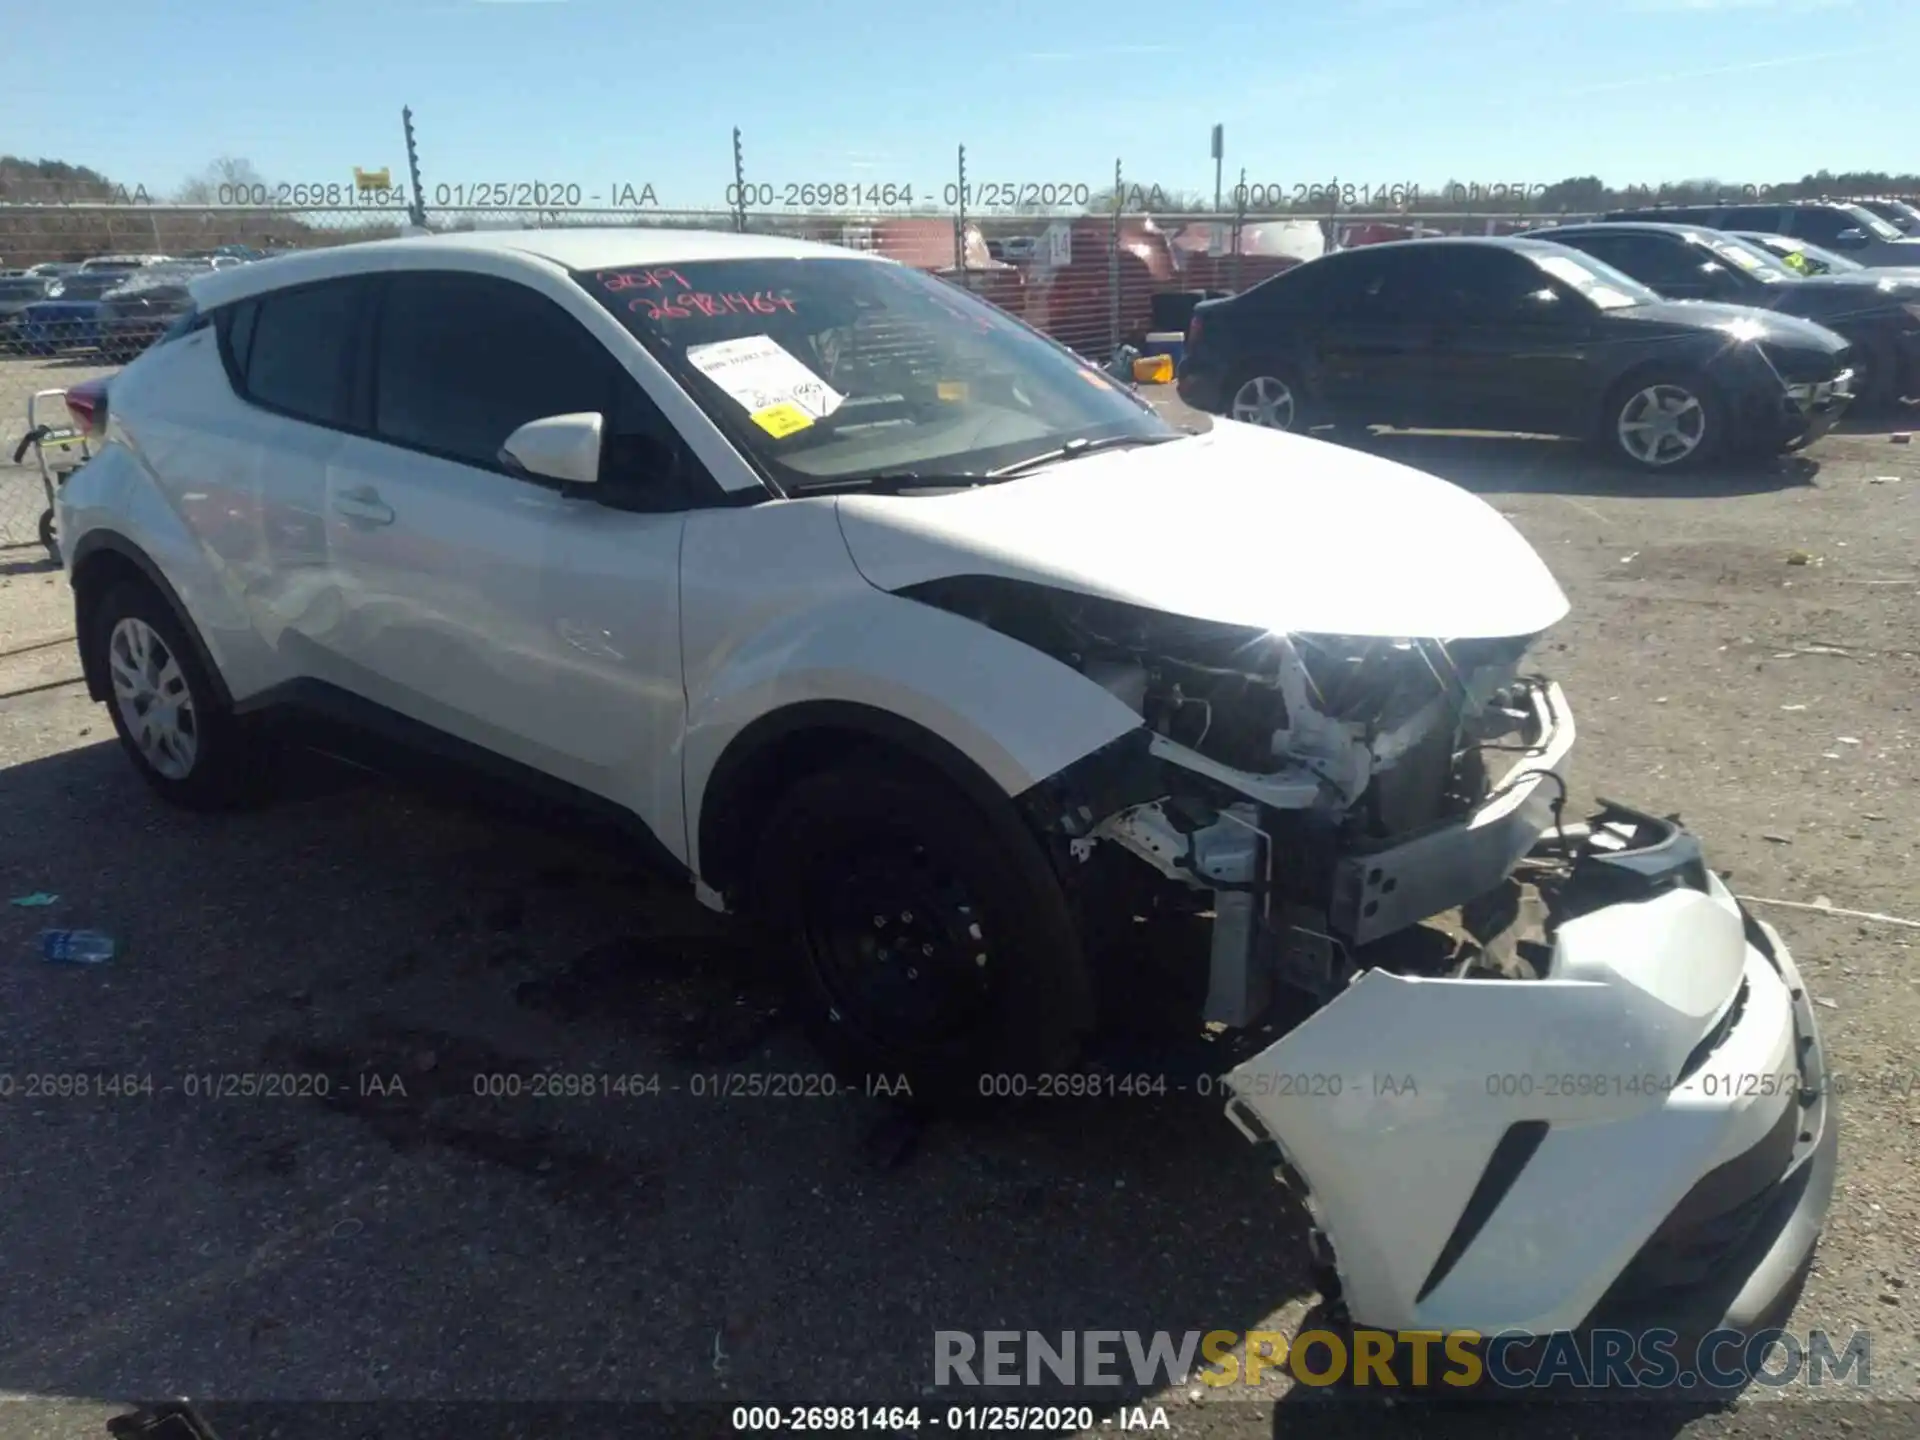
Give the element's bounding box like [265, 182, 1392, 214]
[68, 530, 234, 709]
[694, 699, 1040, 905]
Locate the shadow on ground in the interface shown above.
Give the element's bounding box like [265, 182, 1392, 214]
[0, 734, 1314, 1410]
[1352, 433, 1822, 499]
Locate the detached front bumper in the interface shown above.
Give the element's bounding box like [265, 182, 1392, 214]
[1220, 808, 1836, 1340]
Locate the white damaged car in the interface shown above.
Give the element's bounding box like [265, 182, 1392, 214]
[56, 229, 1835, 1345]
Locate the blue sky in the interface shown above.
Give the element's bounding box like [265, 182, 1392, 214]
[10, 0, 1917, 211]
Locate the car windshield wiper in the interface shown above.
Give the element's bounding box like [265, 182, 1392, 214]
[781, 471, 992, 497]
[984, 432, 1183, 479]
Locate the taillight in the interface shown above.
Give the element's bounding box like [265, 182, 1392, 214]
[65, 377, 108, 440]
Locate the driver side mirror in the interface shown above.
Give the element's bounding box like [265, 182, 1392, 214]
[500, 412, 603, 487]
[1833, 228, 1869, 249]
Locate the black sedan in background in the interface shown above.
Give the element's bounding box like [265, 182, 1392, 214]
[1536, 223, 1920, 412]
[1176, 237, 1854, 471]
[96, 259, 221, 364]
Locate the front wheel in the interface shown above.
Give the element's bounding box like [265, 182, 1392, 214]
[1604, 374, 1722, 472]
[750, 757, 1094, 1104]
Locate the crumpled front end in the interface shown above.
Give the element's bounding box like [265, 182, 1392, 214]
[986, 591, 1574, 1026]
[963, 586, 1832, 1339]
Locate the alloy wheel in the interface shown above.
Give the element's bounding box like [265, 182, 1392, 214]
[1231, 375, 1298, 431]
[1617, 384, 1706, 467]
[108, 616, 198, 780]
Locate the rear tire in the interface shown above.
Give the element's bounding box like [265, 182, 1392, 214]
[87, 579, 262, 810]
[1226, 363, 1317, 432]
[1601, 371, 1723, 472]
[749, 756, 1094, 1105]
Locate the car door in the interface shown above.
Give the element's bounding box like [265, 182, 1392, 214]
[1420, 247, 1601, 436]
[222, 277, 376, 663]
[1306, 248, 1448, 426]
[322, 266, 692, 840]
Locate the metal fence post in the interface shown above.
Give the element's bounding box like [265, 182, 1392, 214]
[1232, 166, 1246, 291]
[1108, 158, 1122, 362]
[732, 128, 746, 233]
[954, 145, 968, 281]
[402, 106, 426, 229]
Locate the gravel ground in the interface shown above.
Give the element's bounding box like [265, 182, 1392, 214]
[1, 372, 1918, 1440]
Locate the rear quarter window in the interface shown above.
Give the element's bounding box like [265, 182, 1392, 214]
[223, 280, 367, 428]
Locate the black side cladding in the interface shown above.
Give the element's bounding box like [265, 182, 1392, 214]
[1414, 1120, 1551, 1304]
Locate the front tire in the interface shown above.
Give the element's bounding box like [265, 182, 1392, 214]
[749, 756, 1094, 1104]
[87, 579, 260, 809]
[1603, 372, 1722, 472]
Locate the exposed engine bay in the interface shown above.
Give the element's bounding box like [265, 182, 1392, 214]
[923, 579, 1574, 1028]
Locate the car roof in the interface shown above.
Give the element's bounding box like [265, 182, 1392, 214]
[1540, 221, 1711, 238]
[189, 227, 886, 309]
[1323, 235, 1571, 258]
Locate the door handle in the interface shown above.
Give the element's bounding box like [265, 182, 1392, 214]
[333, 487, 395, 526]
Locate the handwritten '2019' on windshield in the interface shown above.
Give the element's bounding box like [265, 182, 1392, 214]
[596, 267, 798, 322]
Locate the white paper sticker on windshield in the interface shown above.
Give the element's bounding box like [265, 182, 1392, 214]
[685, 335, 844, 423]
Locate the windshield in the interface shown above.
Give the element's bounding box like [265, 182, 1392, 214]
[1699, 233, 1795, 283]
[576, 256, 1174, 488]
[1742, 235, 1863, 274]
[1856, 199, 1920, 230]
[1532, 250, 1656, 310]
[1840, 204, 1904, 242]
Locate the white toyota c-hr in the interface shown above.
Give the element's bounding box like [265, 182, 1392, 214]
[57, 227, 1835, 1347]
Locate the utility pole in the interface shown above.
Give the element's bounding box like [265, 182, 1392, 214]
[1211, 123, 1224, 212]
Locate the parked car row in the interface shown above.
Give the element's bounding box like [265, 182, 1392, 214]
[1, 249, 260, 363]
[1601, 198, 1920, 268]
[1178, 234, 1862, 471]
[53, 224, 1836, 1357]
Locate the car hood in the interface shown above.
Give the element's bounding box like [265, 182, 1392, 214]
[1615, 299, 1851, 352]
[835, 420, 1570, 640]
[1770, 273, 1920, 314]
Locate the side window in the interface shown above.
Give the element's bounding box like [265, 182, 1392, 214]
[1721, 205, 1785, 230]
[236, 281, 365, 427]
[1398, 248, 1548, 322]
[1567, 234, 1695, 288]
[1784, 208, 1850, 246]
[1300, 252, 1392, 315]
[374, 271, 658, 476]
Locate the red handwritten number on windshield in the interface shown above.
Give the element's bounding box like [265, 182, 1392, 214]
[626, 291, 799, 321]
[600, 267, 691, 293]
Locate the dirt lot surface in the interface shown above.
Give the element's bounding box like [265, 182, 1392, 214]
[2, 366, 1918, 1439]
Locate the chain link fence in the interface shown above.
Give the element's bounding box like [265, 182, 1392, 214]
[0, 139, 1602, 551]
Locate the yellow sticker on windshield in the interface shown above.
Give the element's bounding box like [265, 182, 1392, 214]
[751, 402, 813, 437]
[937, 380, 969, 402]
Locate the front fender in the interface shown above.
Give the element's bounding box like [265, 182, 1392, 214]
[682, 585, 1142, 876]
